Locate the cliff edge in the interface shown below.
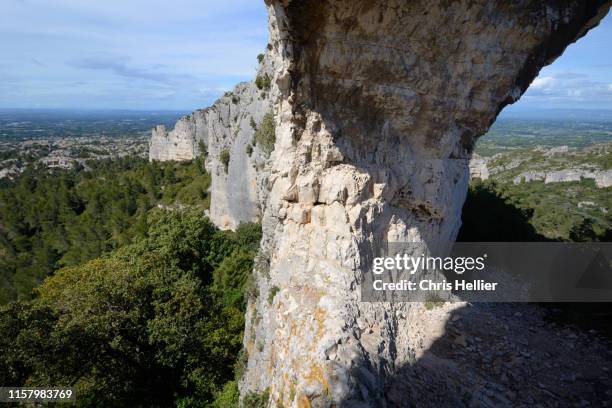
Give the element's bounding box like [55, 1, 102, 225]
[149, 60, 275, 229]
[149, 1, 612, 406]
[242, 1, 611, 407]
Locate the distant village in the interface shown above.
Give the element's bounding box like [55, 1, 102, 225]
[3, 132, 612, 195]
[0, 135, 148, 179]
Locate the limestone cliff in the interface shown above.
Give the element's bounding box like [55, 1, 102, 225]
[512, 168, 612, 187]
[149, 63, 275, 229]
[239, 1, 612, 407]
[149, 121, 200, 162]
[469, 153, 489, 180]
[147, 0, 612, 405]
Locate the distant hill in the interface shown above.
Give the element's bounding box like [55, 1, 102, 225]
[467, 142, 611, 241]
[0, 109, 188, 140]
[499, 108, 612, 121]
[478, 116, 612, 156]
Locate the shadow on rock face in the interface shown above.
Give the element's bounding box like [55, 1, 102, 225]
[336, 302, 612, 408]
[242, 1, 612, 405]
[457, 181, 552, 243]
[330, 187, 612, 407]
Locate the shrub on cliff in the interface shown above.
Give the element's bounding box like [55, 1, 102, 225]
[220, 149, 230, 172]
[255, 74, 271, 90]
[243, 388, 270, 408]
[254, 112, 276, 156]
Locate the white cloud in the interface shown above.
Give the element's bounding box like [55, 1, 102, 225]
[521, 71, 612, 109]
[0, 0, 269, 109]
[531, 76, 555, 89]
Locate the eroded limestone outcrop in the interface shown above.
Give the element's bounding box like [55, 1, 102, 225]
[149, 66, 275, 229]
[147, 0, 611, 405]
[149, 121, 200, 162]
[469, 153, 489, 180]
[240, 1, 611, 407]
[513, 168, 612, 187]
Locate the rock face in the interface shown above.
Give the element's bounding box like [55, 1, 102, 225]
[469, 154, 489, 180]
[543, 145, 570, 156]
[513, 170, 546, 184]
[545, 169, 584, 183]
[240, 1, 611, 407]
[512, 168, 612, 187]
[595, 169, 612, 187]
[149, 70, 275, 229]
[149, 122, 200, 162]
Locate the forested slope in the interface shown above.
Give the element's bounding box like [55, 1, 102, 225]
[0, 156, 210, 303]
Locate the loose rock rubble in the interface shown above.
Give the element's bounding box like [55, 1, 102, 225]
[388, 302, 612, 407]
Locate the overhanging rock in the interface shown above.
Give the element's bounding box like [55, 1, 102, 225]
[241, 1, 611, 406]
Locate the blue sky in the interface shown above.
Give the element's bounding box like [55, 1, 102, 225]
[0, 0, 269, 111]
[1, 0, 611, 113]
[506, 10, 612, 114]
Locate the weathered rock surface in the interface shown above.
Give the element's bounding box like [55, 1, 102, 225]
[147, 0, 611, 405]
[149, 65, 275, 229]
[543, 145, 570, 156]
[545, 169, 586, 183]
[149, 122, 200, 162]
[512, 168, 612, 187]
[595, 169, 612, 187]
[469, 153, 489, 180]
[513, 169, 547, 184]
[240, 1, 612, 407]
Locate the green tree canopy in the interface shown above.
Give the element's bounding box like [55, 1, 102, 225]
[0, 210, 261, 407]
